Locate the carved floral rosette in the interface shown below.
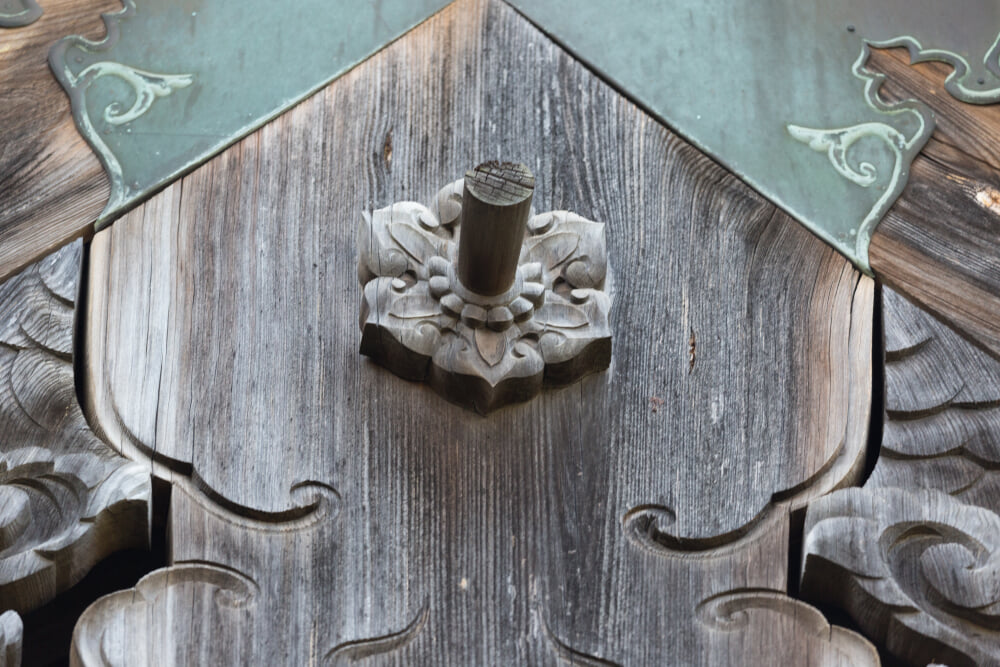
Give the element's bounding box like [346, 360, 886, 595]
[358, 178, 611, 413]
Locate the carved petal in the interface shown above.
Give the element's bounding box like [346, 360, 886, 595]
[475, 328, 507, 367]
[358, 212, 407, 282]
[564, 258, 602, 289]
[524, 212, 607, 288]
[433, 178, 464, 229]
[389, 293, 443, 320]
[533, 302, 589, 329]
[390, 221, 440, 265]
[525, 231, 579, 270]
[359, 203, 453, 283]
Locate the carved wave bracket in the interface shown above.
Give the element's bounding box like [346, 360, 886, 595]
[802, 288, 1000, 666]
[803, 487, 1000, 666]
[0, 241, 150, 615]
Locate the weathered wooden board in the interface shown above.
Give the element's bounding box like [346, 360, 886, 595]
[0, 241, 149, 617]
[0, 611, 20, 667]
[802, 286, 1000, 666]
[83, 0, 873, 536]
[0, 0, 114, 283]
[869, 48, 1000, 360]
[75, 0, 877, 663]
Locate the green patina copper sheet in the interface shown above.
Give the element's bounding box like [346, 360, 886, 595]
[508, 0, 1000, 272]
[0, 0, 41, 27]
[50, 0, 450, 229]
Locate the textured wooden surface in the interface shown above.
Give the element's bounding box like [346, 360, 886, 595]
[802, 287, 1000, 666]
[0, 611, 21, 667]
[0, 241, 149, 617]
[869, 48, 1000, 359]
[0, 0, 113, 284]
[75, 0, 876, 663]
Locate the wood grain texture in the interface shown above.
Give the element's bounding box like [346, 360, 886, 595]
[872, 287, 1000, 506]
[78, 0, 875, 663]
[803, 487, 1000, 667]
[70, 562, 257, 667]
[0, 611, 21, 667]
[801, 287, 1000, 666]
[0, 241, 149, 617]
[0, 0, 113, 284]
[457, 161, 535, 296]
[869, 48, 1000, 359]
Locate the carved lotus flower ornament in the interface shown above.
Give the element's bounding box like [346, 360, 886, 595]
[358, 161, 611, 413]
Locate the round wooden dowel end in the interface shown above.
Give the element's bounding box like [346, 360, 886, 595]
[457, 161, 535, 296]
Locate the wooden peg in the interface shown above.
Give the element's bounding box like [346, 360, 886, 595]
[457, 161, 534, 296]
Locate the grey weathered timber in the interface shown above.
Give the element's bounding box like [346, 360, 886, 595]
[0, 611, 20, 667]
[801, 287, 1000, 666]
[358, 164, 613, 413]
[0, 242, 149, 617]
[77, 0, 876, 663]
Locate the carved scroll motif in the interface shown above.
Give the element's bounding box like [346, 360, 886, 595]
[71, 562, 257, 666]
[0, 0, 41, 27]
[696, 590, 879, 666]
